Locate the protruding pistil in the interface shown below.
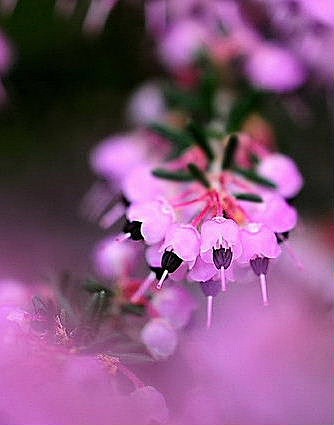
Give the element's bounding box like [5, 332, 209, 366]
[250, 256, 269, 306]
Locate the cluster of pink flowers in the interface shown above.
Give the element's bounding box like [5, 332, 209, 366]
[146, 0, 333, 90]
[90, 117, 303, 329]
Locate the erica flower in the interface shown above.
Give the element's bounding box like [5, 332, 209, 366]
[126, 198, 175, 245]
[239, 223, 281, 305]
[256, 153, 303, 198]
[199, 216, 242, 290]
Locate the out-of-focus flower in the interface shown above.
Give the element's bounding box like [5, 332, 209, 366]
[257, 153, 304, 198]
[141, 317, 178, 359]
[145, 0, 333, 89]
[245, 42, 307, 92]
[127, 81, 167, 126]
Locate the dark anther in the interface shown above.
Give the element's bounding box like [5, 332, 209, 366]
[150, 266, 165, 280]
[161, 251, 183, 273]
[212, 247, 233, 270]
[250, 256, 269, 276]
[123, 219, 144, 241]
[275, 231, 289, 244]
[200, 280, 221, 297]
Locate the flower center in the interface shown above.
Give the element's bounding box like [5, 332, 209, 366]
[250, 256, 269, 276]
[212, 246, 233, 269]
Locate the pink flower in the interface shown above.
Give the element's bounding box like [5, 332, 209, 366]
[150, 286, 197, 329]
[200, 216, 242, 265]
[239, 224, 281, 263]
[246, 43, 307, 92]
[160, 224, 200, 263]
[127, 81, 166, 126]
[257, 153, 304, 198]
[159, 19, 209, 70]
[127, 199, 175, 245]
[239, 223, 281, 305]
[122, 164, 175, 202]
[141, 318, 178, 359]
[188, 255, 218, 282]
[90, 133, 148, 183]
[93, 236, 138, 280]
[240, 193, 298, 233]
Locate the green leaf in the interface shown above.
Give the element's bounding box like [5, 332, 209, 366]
[84, 280, 114, 297]
[164, 85, 202, 113]
[187, 122, 214, 161]
[187, 163, 211, 188]
[226, 90, 264, 132]
[149, 123, 193, 150]
[234, 193, 263, 203]
[199, 66, 219, 120]
[152, 168, 195, 182]
[233, 166, 277, 188]
[222, 134, 238, 169]
[121, 303, 146, 316]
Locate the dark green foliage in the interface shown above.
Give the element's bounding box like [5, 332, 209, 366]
[187, 163, 211, 188]
[152, 168, 195, 182]
[234, 193, 263, 202]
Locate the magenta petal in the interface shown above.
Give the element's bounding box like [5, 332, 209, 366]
[90, 133, 147, 182]
[123, 164, 173, 202]
[188, 256, 218, 282]
[141, 318, 178, 359]
[200, 217, 242, 263]
[127, 199, 175, 245]
[239, 224, 282, 262]
[151, 286, 197, 329]
[240, 193, 298, 233]
[161, 224, 200, 262]
[257, 153, 303, 198]
[246, 43, 307, 92]
[159, 19, 209, 70]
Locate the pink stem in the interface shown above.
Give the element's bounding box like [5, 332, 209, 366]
[131, 271, 155, 303]
[192, 204, 212, 227]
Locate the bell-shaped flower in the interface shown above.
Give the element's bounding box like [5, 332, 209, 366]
[239, 223, 281, 263]
[157, 224, 200, 288]
[122, 164, 175, 203]
[90, 133, 148, 183]
[239, 193, 298, 233]
[199, 217, 242, 290]
[246, 42, 307, 92]
[127, 81, 166, 126]
[150, 286, 197, 330]
[200, 217, 242, 264]
[127, 198, 175, 245]
[141, 318, 178, 360]
[239, 223, 281, 306]
[257, 153, 303, 198]
[93, 236, 138, 280]
[160, 224, 200, 263]
[159, 19, 209, 71]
